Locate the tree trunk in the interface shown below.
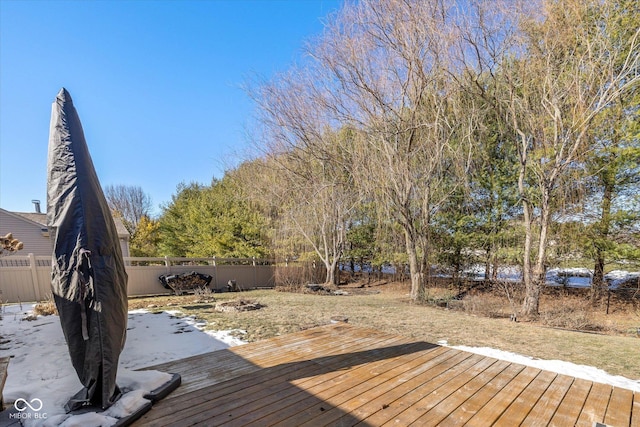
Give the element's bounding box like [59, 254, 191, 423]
[324, 260, 335, 285]
[591, 181, 613, 303]
[405, 224, 424, 302]
[592, 255, 606, 302]
[522, 276, 541, 316]
[484, 250, 491, 282]
[524, 188, 552, 316]
[518, 141, 536, 316]
[491, 248, 499, 281]
[324, 251, 342, 286]
[521, 207, 537, 316]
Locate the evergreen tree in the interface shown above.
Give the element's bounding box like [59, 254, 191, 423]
[130, 215, 161, 257]
[583, 0, 640, 302]
[157, 176, 271, 258]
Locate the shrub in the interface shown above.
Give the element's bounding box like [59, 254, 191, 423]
[461, 293, 512, 318]
[33, 295, 58, 316]
[539, 299, 601, 331]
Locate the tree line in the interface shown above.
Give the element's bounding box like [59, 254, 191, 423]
[109, 0, 639, 318]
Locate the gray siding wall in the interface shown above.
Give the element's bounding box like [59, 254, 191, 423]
[0, 210, 51, 256]
[0, 210, 129, 258]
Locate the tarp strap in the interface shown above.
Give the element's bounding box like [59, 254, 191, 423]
[78, 249, 93, 341]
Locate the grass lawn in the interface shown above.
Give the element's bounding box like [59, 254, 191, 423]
[128, 283, 640, 380]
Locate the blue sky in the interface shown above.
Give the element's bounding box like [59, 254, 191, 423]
[0, 0, 340, 215]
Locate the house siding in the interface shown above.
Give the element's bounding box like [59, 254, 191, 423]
[0, 208, 130, 258]
[0, 210, 52, 257]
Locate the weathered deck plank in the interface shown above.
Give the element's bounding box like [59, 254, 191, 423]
[155, 334, 410, 414]
[632, 392, 640, 427]
[519, 374, 574, 426]
[257, 344, 446, 426]
[463, 366, 541, 425]
[403, 359, 510, 426]
[198, 340, 427, 426]
[549, 377, 593, 426]
[436, 362, 526, 425]
[576, 381, 613, 426]
[492, 369, 557, 426]
[378, 354, 494, 426]
[605, 387, 634, 427]
[300, 348, 466, 427]
[134, 323, 638, 426]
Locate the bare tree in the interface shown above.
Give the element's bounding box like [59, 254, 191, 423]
[105, 184, 153, 235]
[309, 0, 476, 300]
[457, 0, 640, 316]
[250, 69, 359, 285]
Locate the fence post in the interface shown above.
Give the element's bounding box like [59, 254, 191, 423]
[213, 256, 218, 289]
[164, 256, 170, 275]
[28, 253, 42, 302]
[253, 257, 257, 287]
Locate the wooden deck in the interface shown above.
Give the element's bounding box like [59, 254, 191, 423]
[135, 323, 639, 426]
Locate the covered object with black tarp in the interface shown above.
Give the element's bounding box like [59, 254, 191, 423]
[46, 88, 128, 411]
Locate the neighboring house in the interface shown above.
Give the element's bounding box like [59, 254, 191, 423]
[0, 207, 130, 257]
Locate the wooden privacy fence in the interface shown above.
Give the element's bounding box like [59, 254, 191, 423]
[0, 254, 276, 303]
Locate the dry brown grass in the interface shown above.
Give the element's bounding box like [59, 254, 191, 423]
[33, 295, 58, 316]
[127, 281, 640, 379]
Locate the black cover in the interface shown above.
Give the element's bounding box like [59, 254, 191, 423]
[46, 88, 128, 411]
[158, 271, 213, 293]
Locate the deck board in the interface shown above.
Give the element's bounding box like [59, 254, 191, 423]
[306, 348, 467, 427]
[262, 345, 447, 426]
[179, 341, 436, 426]
[576, 381, 613, 426]
[492, 369, 557, 426]
[404, 359, 509, 426]
[549, 378, 593, 426]
[315, 347, 457, 426]
[605, 387, 634, 427]
[134, 323, 638, 426]
[632, 393, 640, 427]
[463, 366, 541, 425]
[519, 374, 574, 426]
[380, 354, 494, 426]
[437, 362, 526, 425]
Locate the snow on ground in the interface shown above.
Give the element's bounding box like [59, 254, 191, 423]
[437, 341, 640, 393]
[1, 302, 638, 426]
[543, 268, 640, 289]
[345, 263, 640, 289]
[545, 267, 593, 288]
[0, 304, 246, 426]
[460, 265, 640, 289]
[606, 270, 640, 289]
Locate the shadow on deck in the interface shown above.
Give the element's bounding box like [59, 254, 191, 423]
[135, 323, 639, 426]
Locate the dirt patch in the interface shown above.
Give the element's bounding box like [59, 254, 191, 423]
[182, 304, 216, 311]
[215, 299, 265, 313]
